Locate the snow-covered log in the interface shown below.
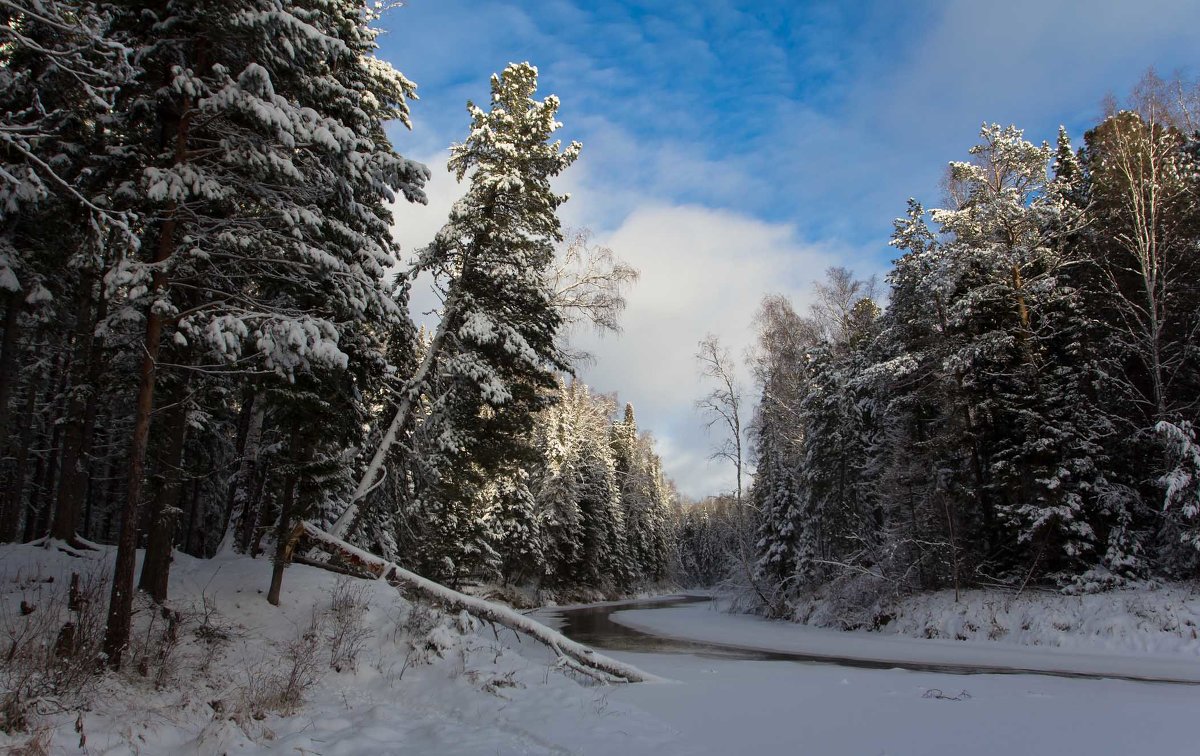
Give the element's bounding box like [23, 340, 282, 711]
[289, 521, 659, 684]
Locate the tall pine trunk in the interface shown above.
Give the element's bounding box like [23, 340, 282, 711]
[268, 438, 311, 606]
[182, 476, 201, 555]
[138, 379, 189, 602]
[25, 354, 70, 541]
[2, 382, 37, 542]
[217, 390, 265, 554]
[0, 291, 22, 453]
[103, 212, 177, 667]
[50, 276, 104, 542]
[103, 61, 194, 665]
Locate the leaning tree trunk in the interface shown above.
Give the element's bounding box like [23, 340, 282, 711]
[285, 521, 657, 684]
[330, 301, 455, 538]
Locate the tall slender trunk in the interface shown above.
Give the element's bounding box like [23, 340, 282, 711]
[3, 383, 37, 542]
[25, 354, 69, 541]
[0, 292, 23, 453]
[219, 388, 256, 544]
[81, 454, 97, 541]
[103, 55, 196, 665]
[217, 391, 264, 554]
[268, 439, 311, 606]
[104, 213, 177, 666]
[0, 295, 17, 538]
[1010, 262, 1037, 372]
[99, 448, 122, 541]
[183, 476, 201, 555]
[51, 277, 104, 541]
[138, 380, 189, 602]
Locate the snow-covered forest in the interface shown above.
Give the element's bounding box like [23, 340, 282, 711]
[2, 0, 675, 692]
[678, 76, 1200, 620]
[3, 1, 1200, 753]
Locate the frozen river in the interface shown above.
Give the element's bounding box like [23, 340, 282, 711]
[533, 595, 1198, 756]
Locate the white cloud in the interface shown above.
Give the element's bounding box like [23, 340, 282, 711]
[389, 146, 855, 501]
[390, 152, 462, 326]
[570, 203, 841, 500]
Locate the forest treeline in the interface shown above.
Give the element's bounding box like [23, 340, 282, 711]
[0, 1, 676, 668]
[680, 73, 1200, 612]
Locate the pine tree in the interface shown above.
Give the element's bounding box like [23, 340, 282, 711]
[490, 469, 546, 584]
[931, 124, 1122, 582]
[99, 0, 426, 665]
[749, 295, 814, 590]
[332, 62, 579, 541]
[532, 393, 584, 583]
[1, 0, 133, 543]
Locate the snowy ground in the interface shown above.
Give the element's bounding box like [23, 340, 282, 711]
[3, 543, 1195, 755]
[786, 582, 1200, 656]
[0, 543, 670, 755]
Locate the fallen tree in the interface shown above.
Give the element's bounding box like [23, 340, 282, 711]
[280, 521, 659, 685]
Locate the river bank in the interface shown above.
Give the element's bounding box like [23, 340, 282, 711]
[603, 597, 1200, 683]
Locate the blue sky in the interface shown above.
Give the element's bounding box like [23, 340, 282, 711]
[378, 0, 1200, 499]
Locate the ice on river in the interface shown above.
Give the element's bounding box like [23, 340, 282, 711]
[537, 596, 1198, 755]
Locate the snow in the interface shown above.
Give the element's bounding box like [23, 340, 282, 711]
[0, 543, 667, 754]
[298, 522, 658, 683]
[4, 543, 1196, 755]
[607, 598, 1200, 683]
[568, 597, 1198, 755]
[0, 263, 19, 292]
[868, 585, 1200, 656]
[595, 648, 1197, 756]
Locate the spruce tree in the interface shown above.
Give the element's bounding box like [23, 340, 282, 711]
[100, 0, 426, 665]
[332, 62, 579, 542]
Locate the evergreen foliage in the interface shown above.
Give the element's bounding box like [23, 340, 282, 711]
[737, 93, 1200, 610]
[0, 2, 678, 667]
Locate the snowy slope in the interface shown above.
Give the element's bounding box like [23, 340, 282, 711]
[0, 543, 670, 754]
[7, 543, 1195, 756]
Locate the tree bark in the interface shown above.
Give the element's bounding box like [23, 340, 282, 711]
[2, 383, 37, 542]
[0, 292, 23, 453]
[182, 475, 201, 555]
[217, 391, 264, 554]
[104, 213, 176, 666]
[331, 299, 455, 539]
[104, 55, 196, 665]
[93, 432, 123, 542]
[218, 388, 255, 538]
[137, 382, 189, 602]
[25, 354, 69, 541]
[268, 439, 311, 606]
[50, 277, 104, 542]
